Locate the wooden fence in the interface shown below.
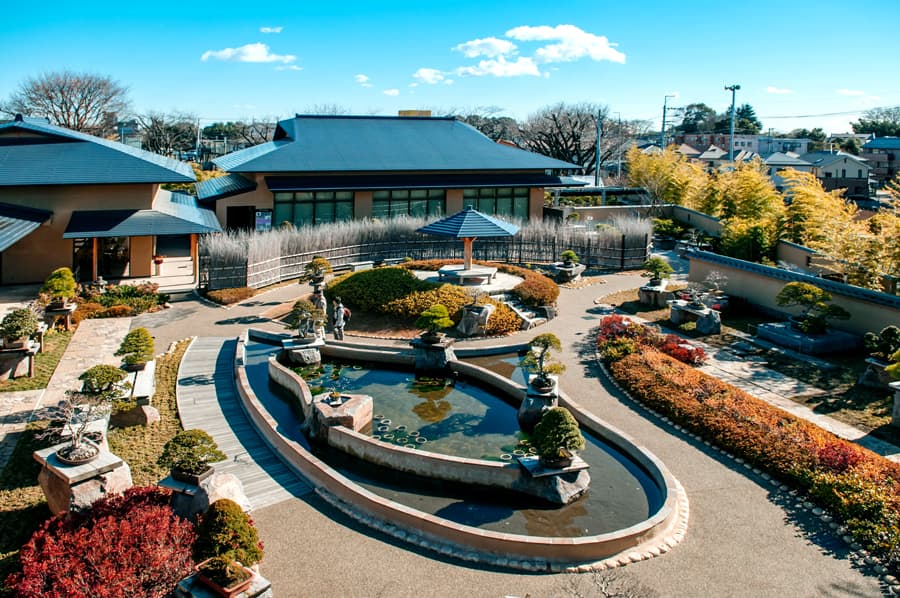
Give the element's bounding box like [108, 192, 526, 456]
[200, 235, 650, 291]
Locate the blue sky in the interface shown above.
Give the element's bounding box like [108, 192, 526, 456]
[2, 0, 898, 134]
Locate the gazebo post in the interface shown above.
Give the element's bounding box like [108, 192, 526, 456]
[463, 237, 475, 270]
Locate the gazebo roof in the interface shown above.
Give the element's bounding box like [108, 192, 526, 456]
[417, 206, 519, 239]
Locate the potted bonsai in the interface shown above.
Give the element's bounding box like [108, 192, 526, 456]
[194, 498, 263, 590]
[304, 256, 332, 286]
[41, 267, 77, 309]
[775, 282, 851, 335]
[560, 249, 579, 267]
[115, 327, 155, 370]
[41, 365, 129, 465]
[531, 407, 585, 469]
[641, 256, 674, 287]
[158, 429, 227, 485]
[522, 333, 566, 391]
[287, 299, 325, 342]
[0, 308, 38, 348]
[415, 304, 454, 344]
[860, 326, 900, 387]
[194, 555, 253, 598]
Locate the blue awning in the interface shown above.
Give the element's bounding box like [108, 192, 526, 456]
[0, 203, 52, 252]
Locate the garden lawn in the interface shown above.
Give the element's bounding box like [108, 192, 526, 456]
[0, 331, 73, 392]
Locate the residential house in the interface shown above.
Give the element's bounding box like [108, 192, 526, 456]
[673, 133, 758, 154]
[200, 115, 580, 230]
[799, 150, 871, 198]
[0, 115, 220, 284]
[861, 137, 900, 187]
[757, 137, 811, 156]
[763, 152, 815, 191]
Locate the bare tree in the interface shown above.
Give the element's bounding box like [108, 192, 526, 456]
[137, 111, 198, 157]
[1, 71, 130, 137]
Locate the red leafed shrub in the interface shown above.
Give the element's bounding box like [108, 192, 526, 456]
[597, 316, 706, 365]
[817, 441, 865, 474]
[9, 486, 195, 598]
[658, 334, 707, 365]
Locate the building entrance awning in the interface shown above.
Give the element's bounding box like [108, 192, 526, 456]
[0, 203, 52, 252]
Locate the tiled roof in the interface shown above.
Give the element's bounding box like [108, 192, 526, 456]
[265, 172, 579, 192]
[862, 137, 900, 150]
[195, 173, 257, 202]
[417, 206, 519, 239]
[764, 152, 811, 167]
[0, 116, 195, 186]
[214, 115, 579, 173]
[799, 151, 868, 168]
[0, 202, 52, 252]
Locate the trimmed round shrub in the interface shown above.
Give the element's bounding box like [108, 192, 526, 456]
[206, 287, 257, 305]
[41, 267, 77, 300]
[381, 285, 470, 320]
[115, 327, 155, 366]
[9, 486, 195, 598]
[325, 267, 437, 312]
[531, 407, 585, 459]
[194, 498, 264, 566]
[98, 305, 133, 318]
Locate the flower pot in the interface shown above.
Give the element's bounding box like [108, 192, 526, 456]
[121, 362, 146, 372]
[171, 465, 214, 486]
[539, 449, 573, 469]
[420, 332, 445, 345]
[55, 440, 100, 466]
[530, 376, 555, 391]
[647, 277, 662, 287]
[48, 299, 68, 310]
[195, 559, 254, 598]
[2, 336, 29, 349]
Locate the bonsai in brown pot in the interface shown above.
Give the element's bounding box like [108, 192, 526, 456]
[41, 267, 77, 309]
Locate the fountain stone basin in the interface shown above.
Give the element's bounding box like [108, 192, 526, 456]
[311, 393, 373, 440]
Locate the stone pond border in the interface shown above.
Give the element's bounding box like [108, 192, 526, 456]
[231, 329, 688, 572]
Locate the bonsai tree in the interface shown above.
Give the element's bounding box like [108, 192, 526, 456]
[41, 267, 77, 304]
[864, 326, 900, 362]
[531, 407, 585, 462]
[775, 282, 851, 335]
[522, 333, 566, 387]
[652, 218, 685, 239]
[196, 555, 252, 592]
[158, 429, 226, 477]
[115, 327, 155, 368]
[0, 308, 38, 344]
[304, 256, 333, 281]
[560, 249, 580, 265]
[415, 304, 454, 336]
[641, 256, 674, 282]
[194, 498, 264, 567]
[287, 299, 325, 339]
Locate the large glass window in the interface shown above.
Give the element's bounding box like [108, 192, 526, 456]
[273, 191, 354, 227]
[462, 188, 529, 219]
[372, 189, 445, 219]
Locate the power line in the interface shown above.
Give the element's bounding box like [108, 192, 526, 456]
[760, 109, 868, 119]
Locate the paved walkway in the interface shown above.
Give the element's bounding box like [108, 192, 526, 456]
[176, 337, 312, 509]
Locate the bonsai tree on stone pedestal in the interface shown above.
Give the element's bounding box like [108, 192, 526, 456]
[41, 267, 77, 308]
[287, 299, 325, 340]
[522, 333, 566, 391]
[641, 256, 674, 286]
[0, 308, 38, 348]
[531, 406, 585, 468]
[560, 250, 580, 266]
[415, 304, 454, 343]
[864, 326, 900, 363]
[775, 282, 851, 335]
[158, 429, 226, 485]
[115, 327, 155, 370]
[304, 256, 333, 285]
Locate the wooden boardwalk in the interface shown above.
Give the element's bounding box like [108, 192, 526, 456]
[176, 337, 311, 509]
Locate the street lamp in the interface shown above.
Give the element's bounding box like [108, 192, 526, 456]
[725, 84, 741, 161]
[660, 95, 675, 150]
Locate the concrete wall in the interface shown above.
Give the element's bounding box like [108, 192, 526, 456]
[0, 184, 156, 283]
[776, 240, 816, 269]
[671, 205, 723, 237]
[688, 251, 900, 336]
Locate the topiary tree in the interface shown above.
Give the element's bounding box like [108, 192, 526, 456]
[775, 281, 851, 334]
[41, 267, 77, 303]
[194, 498, 264, 567]
[522, 333, 566, 386]
[158, 429, 226, 476]
[531, 406, 585, 462]
[415, 304, 454, 335]
[115, 327, 155, 367]
[641, 256, 674, 282]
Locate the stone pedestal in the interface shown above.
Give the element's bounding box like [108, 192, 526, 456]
[34, 443, 133, 514]
[515, 454, 591, 505]
[638, 282, 668, 307]
[756, 322, 861, 355]
[891, 382, 900, 428]
[552, 262, 586, 283]
[0, 341, 38, 380]
[517, 375, 559, 433]
[859, 358, 894, 389]
[311, 393, 374, 440]
[410, 336, 456, 373]
[282, 337, 324, 366]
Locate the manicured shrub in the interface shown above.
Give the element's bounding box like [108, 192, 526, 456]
[9, 486, 195, 598]
[72, 301, 104, 323]
[41, 267, 77, 301]
[115, 327, 155, 366]
[531, 407, 585, 460]
[194, 498, 264, 566]
[381, 285, 469, 320]
[98, 305, 133, 318]
[658, 334, 707, 365]
[206, 287, 257, 305]
[481, 298, 521, 335]
[87, 282, 167, 315]
[415, 304, 454, 334]
[596, 315, 706, 365]
[510, 273, 559, 307]
[158, 429, 226, 476]
[0, 308, 38, 340]
[325, 267, 437, 312]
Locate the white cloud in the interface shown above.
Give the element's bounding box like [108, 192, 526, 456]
[412, 68, 446, 85]
[355, 74, 373, 88]
[456, 56, 541, 78]
[383, 88, 399, 96]
[453, 37, 517, 58]
[274, 65, 303, 71]
[260, 26, 283, 33]
[505, 24, 625, 64]
[836, 88, 866, 96]
[766, 86, 793, 94]
[201, 42, 296, 64]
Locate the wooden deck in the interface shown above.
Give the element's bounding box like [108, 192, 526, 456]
[176, 337, 312, 509]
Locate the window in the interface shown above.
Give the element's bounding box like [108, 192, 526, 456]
[841, 169, 846, 178]
[858, 169, 863, 178]
[372, 189, 445, 219]
[273, 191, 354, 226]
[463, 187, 529, 219]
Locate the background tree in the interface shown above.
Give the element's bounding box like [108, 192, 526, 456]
[787, 127, 827, 151]
[0, 70, 130, 137]
[138, 112, 198, 157]
[675, 103, 717, 134]
[202, 120, 276, 147]
[717, 160, 784, 262]
[454, 109, 522, 143]
[852, 106, 900, 137]
[520, 102, 605, 171]
[734, 104, 763, 134]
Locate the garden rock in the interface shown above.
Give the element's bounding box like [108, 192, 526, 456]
[110, 404, 160, 428]
[456, 304, 494, 337]
[695, 309, 721, 335]
[513, 469, 591, 505]
[188, 472, 252, 517]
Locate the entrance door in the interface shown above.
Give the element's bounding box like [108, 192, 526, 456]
[226, 206, 256, 231]
[98, 237, 130, 278]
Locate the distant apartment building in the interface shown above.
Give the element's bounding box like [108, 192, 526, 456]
[861, 137, 900, 187]
[672, 133, 758, 153]
[757, 137, 810, 156]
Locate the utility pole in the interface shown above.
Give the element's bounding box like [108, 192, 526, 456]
[725, 84, 741, 162]
[594, 108, 603, 187]
[614, 111, 623, 180]
[660, 95, 675, 150]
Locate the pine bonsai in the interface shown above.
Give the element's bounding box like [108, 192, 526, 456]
[531, 407, 585, 460]
[641, 256, 674, 281]
[41, 267, 77, 302]
[415, 304, 454, 335]
[864, 326, 900, 361]
[287, 299, 325, 338]
[115, 327, 155, 367]
[560, 250, 580, 265]
[0, 308, 38, 342]
[522, 333, 566, 386]
[775, 282, 851, 334]
[304, 256, 333, 280]
[158, 429, 226, 476]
